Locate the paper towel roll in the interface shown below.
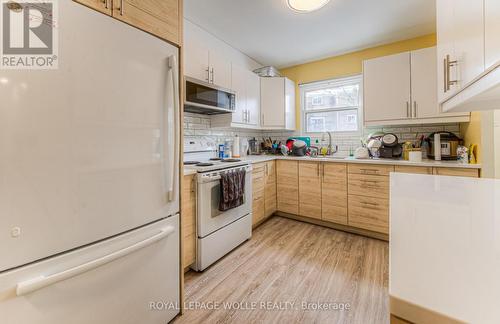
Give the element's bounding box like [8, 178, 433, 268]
[434, 133, 441, 161]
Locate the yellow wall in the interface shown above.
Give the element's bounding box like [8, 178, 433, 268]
[460, 112, 482, 163]
[281, 34, 437, 129]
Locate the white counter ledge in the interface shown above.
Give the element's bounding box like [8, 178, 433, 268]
[183, 169, 197, 176]
[390, 173, 500, 324]
[241, 155, 481, 169]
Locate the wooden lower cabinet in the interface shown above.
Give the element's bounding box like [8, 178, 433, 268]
[299, 161, 322, 219]
[433, 167, 479, 178]
[252, 165, 266, 226]
[264, 161, 277, 217]
[181, 174, 196, 268]
[347, 164, 392, 235]
[394, 165, 433, 174]
[271, 160, 479, 237]
[321, 163, 348, 225]
[277, 160, 299, 215]
[348, 195, 389, 234]
[348, 173, 390, 199]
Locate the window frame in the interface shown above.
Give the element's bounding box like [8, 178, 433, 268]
[300, 74, 363, 134]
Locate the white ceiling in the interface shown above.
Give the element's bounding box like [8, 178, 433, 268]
[184, 0, 436, 68]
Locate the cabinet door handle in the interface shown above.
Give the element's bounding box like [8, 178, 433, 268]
[406, 101, 410, 118]
[443, 58, 448, 93]
[361, 201, 379, 207]
[102, 0, 108, 9]
[119, 0, 124, 15]
[317, 164, 320, 177]
[413, 101, 417, 118]
[205, 68, 209, 82]
[210, 68, 214, 84]
[445, 54, 458, 92]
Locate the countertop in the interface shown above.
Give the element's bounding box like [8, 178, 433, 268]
[183, 155, 481, 175]
[390, 173, 500, 324]
[241, 155, 482, 169]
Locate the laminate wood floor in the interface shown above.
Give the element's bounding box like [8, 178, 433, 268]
[174, 216, 389, 324]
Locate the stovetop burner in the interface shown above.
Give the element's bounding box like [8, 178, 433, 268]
[196, 162, 214, 167]
[209, 158, 222, 161]
[221, 159, 242, 163]
[184, 161, 200, 165]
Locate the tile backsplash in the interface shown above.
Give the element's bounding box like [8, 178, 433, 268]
[183, 112, 461, 157]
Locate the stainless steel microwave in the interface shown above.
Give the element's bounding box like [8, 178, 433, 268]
[184, 77, 235, 115]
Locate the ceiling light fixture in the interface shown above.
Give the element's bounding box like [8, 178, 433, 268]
[287, 0, 331, 13]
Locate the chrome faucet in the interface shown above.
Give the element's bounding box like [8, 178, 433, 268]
[322, 132, 338, 155]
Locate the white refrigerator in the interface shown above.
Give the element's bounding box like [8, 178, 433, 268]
[0, 2, 180, 323]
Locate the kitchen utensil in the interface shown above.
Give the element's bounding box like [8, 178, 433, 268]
[382, 133, 398, 147]
[280, 144, 289, 156]
[292, 140, 308, 156]
[290, 136, 311, 147]
[354, 147, 370, 159]
[426, 132, 463, 160]
[248, 137, 259, 155]
[409, 150, 422, 162]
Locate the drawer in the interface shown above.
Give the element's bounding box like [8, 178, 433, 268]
[253, 170, 265, 192]
[348, 164, 394, 176]
[182, 174, 196, 195]
[348, 173, 389, 198]
[394, 165, 433, 175]
[253, 162, 267, 173]
[348, 195, 389, 234]
[252, 196, 265, 225]
[433, 167, 479, 178]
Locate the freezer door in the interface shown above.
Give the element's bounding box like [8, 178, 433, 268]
[0, 215, 180, 324]
[0, 1, 180, 271]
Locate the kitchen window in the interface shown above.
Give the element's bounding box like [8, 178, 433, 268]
[300, 75, 362, 133]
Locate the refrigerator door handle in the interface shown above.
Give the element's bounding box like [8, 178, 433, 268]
[16, 226, 176, 296]
[165, 55, 180, 202]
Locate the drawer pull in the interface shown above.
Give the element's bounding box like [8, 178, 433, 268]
[361, 201, 379, 207]
[359, 168, 380, 174]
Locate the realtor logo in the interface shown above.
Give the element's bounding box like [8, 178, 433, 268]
[1, 0, 58, 69]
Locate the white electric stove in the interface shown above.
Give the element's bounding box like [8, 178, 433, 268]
[184, 139, 252, 271]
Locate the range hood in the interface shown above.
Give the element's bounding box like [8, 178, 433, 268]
[184, 77, 235, 115]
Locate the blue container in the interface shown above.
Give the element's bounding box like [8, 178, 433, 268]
[218, 144, 225, 159]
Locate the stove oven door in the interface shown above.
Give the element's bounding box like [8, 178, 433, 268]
[196, 166, 252, 238]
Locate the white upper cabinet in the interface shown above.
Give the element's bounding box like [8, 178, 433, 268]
[437, 0, 485, 105]
[363, 47, 470, 126]
[452, 0, 485, 88]
[184, 42, 231, 89]
[185, 41, 210, 83]
[211, 65, 261, 129]
[231, 64, 247, 125]
[437, 0, 500, 113]
[209, 51, 232, 90]
[261, 77, 296, 130]
[436, 0, 457, 102]
[411, 47, 438, 119]
[246, 71, 261, 126]
[364, 52, 411, 123]
[284, 78, 296, 130]
[485, 0, 500, 69]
